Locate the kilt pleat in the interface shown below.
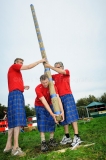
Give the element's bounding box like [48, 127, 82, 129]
[60, 94, 79, 125]
[8, 90, 27, 128]
[35, 106, 55, 132]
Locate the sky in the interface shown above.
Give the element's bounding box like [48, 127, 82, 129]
[0, 0, 106, 107]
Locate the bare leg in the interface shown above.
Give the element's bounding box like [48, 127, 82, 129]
[13, 126, 20, 150]
[64, 125, 69, 134]
[4, 128, 13, 150]
[50, 132, 54, 139]
[40, 132, 45, 142]
[72, 121, 78, 134]
[40, 132, 48, 151]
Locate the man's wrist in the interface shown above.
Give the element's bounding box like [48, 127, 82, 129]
[50, 112, 54, 117]
[36, 61, 39, 65]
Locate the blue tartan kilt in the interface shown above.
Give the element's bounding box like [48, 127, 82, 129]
[35, 105, 55, 132]
[7, 90, 27, 128]
[60, 94, 79, 126]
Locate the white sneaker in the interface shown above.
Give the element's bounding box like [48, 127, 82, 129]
[60, 135, 72, 145]
[3, 147, 13, 153]
[11, 147, 26, 157]
[71, 135, 82, 148]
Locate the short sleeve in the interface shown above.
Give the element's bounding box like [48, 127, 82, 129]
[12, 64, 22, 71]
[54, 85, 58, 94]
[65, 69, 70, 75]
[35, 87, 44, 99]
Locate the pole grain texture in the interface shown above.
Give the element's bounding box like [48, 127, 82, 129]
[30, 4, 62, 121]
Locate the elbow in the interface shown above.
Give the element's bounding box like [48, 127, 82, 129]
[60, 71, 66, 74]
[27, 65, 31, 69]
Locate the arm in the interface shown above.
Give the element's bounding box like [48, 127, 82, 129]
[24, 86, 30, 90]
[57, 94, 64, 113]
[3, 115, 7, 120]
[21, 58, 46, 70]
[45, 63, 66, 74]
[57, 94, 64, 122]
[39, 96, 58, 124]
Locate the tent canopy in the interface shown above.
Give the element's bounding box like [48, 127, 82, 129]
[86, 101, 105, 108]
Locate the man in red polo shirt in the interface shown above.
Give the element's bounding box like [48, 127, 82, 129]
[35, 74, 64, 152]
[3, 58, 46, 157]
[45, 62, 82, 148]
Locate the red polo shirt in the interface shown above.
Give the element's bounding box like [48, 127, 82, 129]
[52, 69, 72, 96]
[35, 84, 58, 107]
[8, 64, 24, 92]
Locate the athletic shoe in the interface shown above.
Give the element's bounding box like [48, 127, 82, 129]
[60, 135, 72, 145]
[41, 141, 48, 152]
[71, 135, 82, 148]
[49, 138, 58, 147]
[3, 147, 13, 153]
[11, 147, 26, 157]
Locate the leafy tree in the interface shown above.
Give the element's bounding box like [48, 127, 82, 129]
[25, 104, 35, 117]
[76, 98, 88, 107]
[0, 104, 7, 119]
[76, 95, 99, 107]
[87, 95, 98, 104]
[98, 93, 106, 103]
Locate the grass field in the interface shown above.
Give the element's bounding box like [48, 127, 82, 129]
[0, 116, 106, 160]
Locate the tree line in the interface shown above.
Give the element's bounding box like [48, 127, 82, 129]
[76, 92, 106, 107]
[0, 104, 35, 119]
[0, 92, 106, 119]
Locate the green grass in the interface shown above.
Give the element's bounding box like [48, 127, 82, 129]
[0, 116, 106, 160]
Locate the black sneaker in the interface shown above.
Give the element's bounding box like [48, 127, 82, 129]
[41, 141, 48, 152]
[49, 138, 58, 147]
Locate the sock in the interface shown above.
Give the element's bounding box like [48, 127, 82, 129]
[50, 133, 54, 140]
[65, 133, 70, 138]
[41, 135, 45, 142]
[74, 134, 79, 137]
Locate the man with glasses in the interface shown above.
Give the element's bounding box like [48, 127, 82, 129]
[45, 61, 82, 148]
[3, 58, 46, 157]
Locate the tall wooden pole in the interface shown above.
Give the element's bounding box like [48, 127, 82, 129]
[30, 4, 61, 121]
